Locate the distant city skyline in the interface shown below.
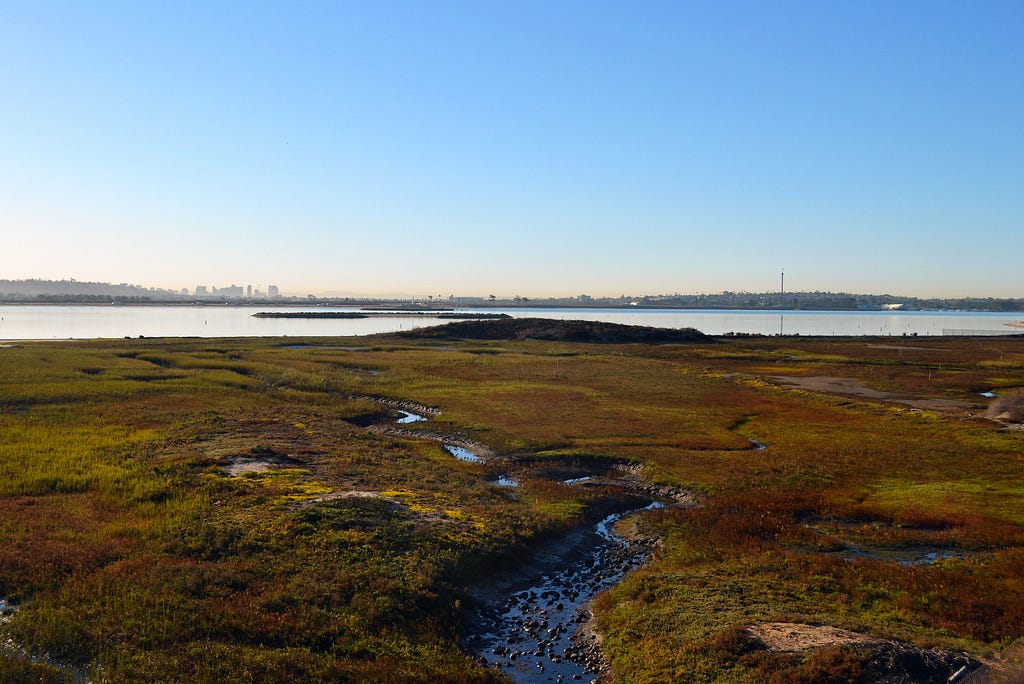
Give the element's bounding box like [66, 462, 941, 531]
[2, 2, 1021, 298]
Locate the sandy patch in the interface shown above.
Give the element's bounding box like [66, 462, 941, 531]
[985, 394, 1024, 426]
[867, 344, 947, 352]
[770, 375, 972, 411]
[286, 490, 386, 510]
[221, 453, 304, 476]
[747, 622, 880, 651]
[745, 622, 988, 682]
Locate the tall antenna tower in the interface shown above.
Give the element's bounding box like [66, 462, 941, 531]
[780, 268, 785, 295]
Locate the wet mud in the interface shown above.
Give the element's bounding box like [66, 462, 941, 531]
[463, 504, 663, 683]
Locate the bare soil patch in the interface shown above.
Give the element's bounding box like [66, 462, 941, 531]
[747, 623, 981, 683]
[220, 448, 305, 476]
[747, 622, 880, 651]
[985, 394, 1024, 426]
[770, 375, 973, 411]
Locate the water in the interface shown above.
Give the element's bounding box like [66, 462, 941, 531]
[506, 307, 1024, 337]
[1, 305, 1022, 339]
[472, 503, 662, 683]
[396, 410, 426, 424]
[445, 445, 483, 463]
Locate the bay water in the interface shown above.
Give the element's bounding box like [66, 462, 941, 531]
[0, 305, 1021, 340]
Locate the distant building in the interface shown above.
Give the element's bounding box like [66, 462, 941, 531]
[195, 285, 208, 295]
[247, 284, 252, 298]
[268, 285, 280, 297]
[214, 284, 244, 298]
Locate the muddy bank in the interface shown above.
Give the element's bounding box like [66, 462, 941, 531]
[361, 396, 689, 681]
[370, 424, 498, 461]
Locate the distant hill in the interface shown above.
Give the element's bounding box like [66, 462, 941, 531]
[396, 317, 713, 344]
[0, 279, 182, 300]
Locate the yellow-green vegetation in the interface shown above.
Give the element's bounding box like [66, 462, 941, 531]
[0, 334, 1022, 682]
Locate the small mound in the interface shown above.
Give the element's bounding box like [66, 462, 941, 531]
[745, 623, 981, 683]
[986, 393, 1024, 425]
[397, 317, 712, 344]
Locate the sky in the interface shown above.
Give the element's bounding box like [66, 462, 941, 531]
[2, 1, 1022, 298]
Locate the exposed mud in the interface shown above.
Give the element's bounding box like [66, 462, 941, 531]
[985, 393, 1024, 426]
[464, 503, 666, 683]
[370, 424, 498, 461]
[802, 517, 969, 566]
[360, 399, 695, 682]
[770, 375, 973, 411]
[350, 395, 443, 418]
[220, 448, 305, 476]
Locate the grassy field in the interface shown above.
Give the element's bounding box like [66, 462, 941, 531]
[0, 332, 1022, 682]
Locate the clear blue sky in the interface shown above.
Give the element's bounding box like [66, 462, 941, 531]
[2, 1, 1021, 297]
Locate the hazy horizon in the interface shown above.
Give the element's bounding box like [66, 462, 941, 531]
[3, 2, 1021, 298]
[3, 275, 1023, 303]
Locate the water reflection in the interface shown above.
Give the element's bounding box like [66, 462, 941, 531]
[2, 305, 1023, 339]
[445, 445, 482, 463]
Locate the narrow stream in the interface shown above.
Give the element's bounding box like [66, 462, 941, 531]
[386, 402, 663, 682]
[467, 504, 661, 683]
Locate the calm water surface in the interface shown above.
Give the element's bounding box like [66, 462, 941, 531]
[0, 305, 1021, 339]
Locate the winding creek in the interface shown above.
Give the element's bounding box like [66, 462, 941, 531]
[383, 403, 671, 682]
[467, 504, 662, 684]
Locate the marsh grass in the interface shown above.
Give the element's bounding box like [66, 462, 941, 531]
[0, 335, 1022, 681]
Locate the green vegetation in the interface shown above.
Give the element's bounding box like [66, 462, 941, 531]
[0, 333, 1022, 681]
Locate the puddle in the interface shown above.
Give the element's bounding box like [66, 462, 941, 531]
[562, 476, 592, 485]
[396, 410, 426, 424]
[833, 546, 962, 566]
[445, 445, 483, 463]
[468, 503, 661, 683]
[492, 475, 519, 487]
[979, 391, 997, 398]
[750, 439, 767, 450]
